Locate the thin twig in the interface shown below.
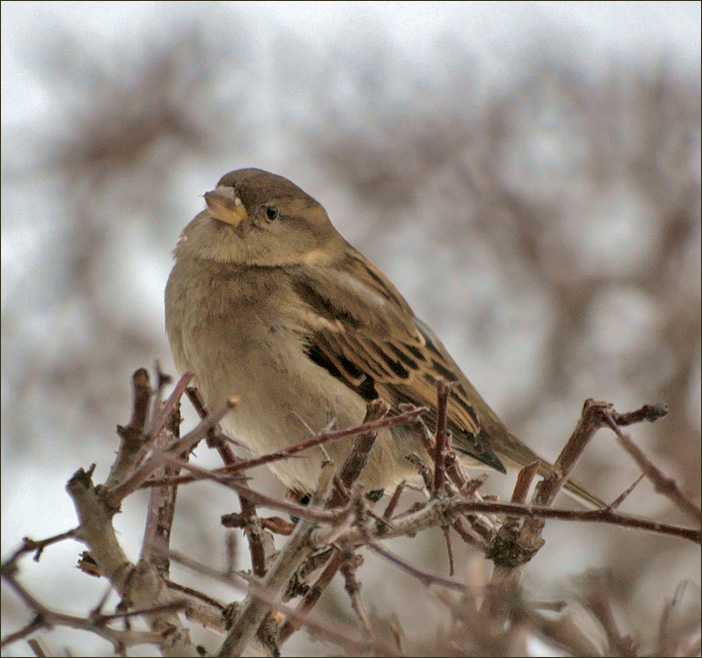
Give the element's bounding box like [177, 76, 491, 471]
[442, 525, 455, 576]
[342, 496, 701, 545]
[141, 383, 182, 576]
[2, 529, 78, 570]
[610, 473, 646, 510]
[382, 481, 406, 521]
[144, 371, 193, 446]
[340, 546, 374, 638]
[168, 550, 398, 656]
[184, 388, 273, 578]
[511, 461, 541, 504]
[604, 411, 701, 524]
[106, 368, 153, 490]
[218, 405, 425, 477]
[367, 540, 468, 591]
[327, 399, 389, 508]
[218, 462, 337, 656]
[139, 405, 426, 490]
[278, 400, 388, 646]
[156, 453, 335, 523]
[1, 562, 163, 652]
[106, 397, 237, 506]
[432, 379, 453, 496]
[452, 499, 700, 543]
[278, 551, 345, 645]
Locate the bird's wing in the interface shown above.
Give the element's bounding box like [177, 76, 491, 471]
[289, 247, 506, 473]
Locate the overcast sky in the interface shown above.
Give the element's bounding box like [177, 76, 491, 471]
[2, 1, 700, 128]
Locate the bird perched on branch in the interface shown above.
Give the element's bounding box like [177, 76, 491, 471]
[165, 168, 602, 507]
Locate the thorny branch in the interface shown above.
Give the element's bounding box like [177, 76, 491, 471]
[3, 367, 699, 657]
[606, 405, 701, 523]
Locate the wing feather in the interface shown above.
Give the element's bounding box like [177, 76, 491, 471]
[290, 247, 507, 472]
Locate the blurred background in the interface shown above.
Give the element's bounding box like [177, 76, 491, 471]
[2, 2, 700, 656]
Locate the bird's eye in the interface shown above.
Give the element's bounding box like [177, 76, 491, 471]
[265, 205, 279, 221]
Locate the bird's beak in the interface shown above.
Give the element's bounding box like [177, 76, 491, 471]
[204, 187, 248, 227]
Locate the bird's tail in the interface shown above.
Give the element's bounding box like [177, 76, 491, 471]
[559, 473, 606, 509]
[496, 432, 606, 509]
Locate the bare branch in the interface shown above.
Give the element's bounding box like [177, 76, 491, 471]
[106, 396, 237, 506]
[604, 410, 701, 523]
[432, 379, 453, 496]
[66, 468, 199, 657]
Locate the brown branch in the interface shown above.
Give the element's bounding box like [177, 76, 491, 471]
[340, 495, 701, 546]
[1, 615, 44, 649]
[339, 546, 374, 638]
[185, 387, 274, 579]
[138, 405, 426, 490]
[488, 399, 617, 569]
[445, 451, 470, 492]
[218, 462, 337, 656]
[382, 481, 406, 521]
[367, 540, 468, 591]
[328, 398, 389, 507]
[168, 549, 398, 655]
[409, 386, 499, 551]
[126, 367, 152, 434]
[277, 551, 344, 645]
[106, 368, 153, 490]
[1, 570, 161, 651]
[66, 468, 199, 656]
[613, 402, 669, 426]
[536, 399, 612, 507]
[604, 410, 701, 524]
[442, 525, 455, 576]
[27, 638, 46, 658]
[106, 397, 237, 506]
[406, 452, 433, 491]
[144, 371, 193, 447]
[610, 473, 646, 510]
[450, 516, 487, 547]
[2, 529, 77, 569]
[432, 379, 453, 495]
[186, 386, 248, 452]
[219, 510, 273, 578]
[140, 386, 182, 576]
[511, 461, 540, 504]
[157, 454, 335, 523]
[217, 404, 425, 477]
[452, 499, 700, 542]
[278, 400, 388, 646]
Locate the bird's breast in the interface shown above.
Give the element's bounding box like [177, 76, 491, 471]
[165, 260, 369, 477]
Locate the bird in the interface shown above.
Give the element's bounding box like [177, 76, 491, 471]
[165, 168, 602, 508]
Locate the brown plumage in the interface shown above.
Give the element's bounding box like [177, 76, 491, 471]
[165, 168, 602, 507]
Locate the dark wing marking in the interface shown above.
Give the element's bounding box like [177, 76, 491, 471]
[291, 251, 506, 473]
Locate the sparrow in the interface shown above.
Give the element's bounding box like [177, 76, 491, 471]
[165, 168, 602, 507]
